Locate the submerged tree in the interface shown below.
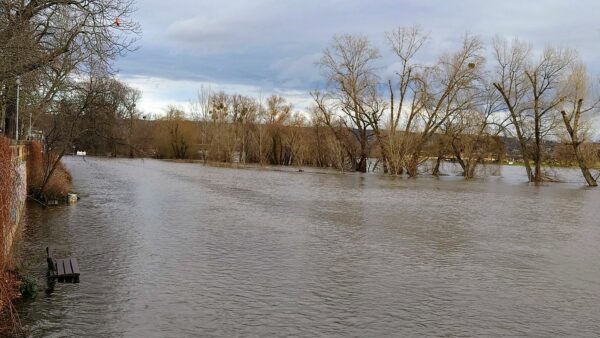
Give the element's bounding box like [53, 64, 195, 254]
[493, 38, 575, 183]
[558, 63, 599, 186]
[314, 34, 385, 172]
[384, 25, 427, 175]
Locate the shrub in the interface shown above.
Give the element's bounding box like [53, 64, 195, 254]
[26, 141, 44, 194]
[18, 275, 38, 298]
[43, 161, 72, 200]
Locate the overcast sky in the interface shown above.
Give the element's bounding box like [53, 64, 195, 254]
[115, 0, 600, 115]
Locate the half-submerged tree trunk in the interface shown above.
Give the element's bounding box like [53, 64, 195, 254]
[406, 153, 420, 177]
[561, 100, 598, 187]
[493, 82, 535, 183]
[432, 155, 443, 176]
[357, 154, 368, 173]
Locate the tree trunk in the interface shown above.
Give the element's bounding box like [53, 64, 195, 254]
[432, 155, 442, 176]
[452, 143, 467, 177]
[534, 114, 542, 183]
[406, 154, 419, 177]
[3, 85, 17, 139]
[465, 158, 478, 179]
[357, 129, 368, 173]
[576, 153, 598, 187]
[357, 154, 367, 173]
[561, 110, 598, 187]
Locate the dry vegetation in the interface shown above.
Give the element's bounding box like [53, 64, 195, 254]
[0, 137, 14, 268]
[0, 137, 20, 335]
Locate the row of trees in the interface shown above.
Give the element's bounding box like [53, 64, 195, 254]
[145, 27, 596, 185]
[136, 93, 347, 170]
[65, 28, 598, 186]
[312, 27, 599, 185]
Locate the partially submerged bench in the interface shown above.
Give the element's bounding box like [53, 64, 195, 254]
[46, 247, 80, 283]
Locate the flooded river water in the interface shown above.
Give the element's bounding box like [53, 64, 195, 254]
[16, 157, 600, 337]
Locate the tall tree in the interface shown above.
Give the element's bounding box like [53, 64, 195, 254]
[385, 25, 426, 175]
[493, 38, 574, 183]
[315, 34, 385, 173]
[1, 0, 140, 138]
[404, 35, 484, 176]
[558, 62, 599, 186]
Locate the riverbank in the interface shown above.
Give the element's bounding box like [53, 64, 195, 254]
[0, 140, 27, 335]
[1, 140, 74, 335]
[162, 157, 600, 186]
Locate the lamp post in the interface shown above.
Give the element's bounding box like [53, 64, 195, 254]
[15, 76, 21, 141]
[129, 103, 135, 158]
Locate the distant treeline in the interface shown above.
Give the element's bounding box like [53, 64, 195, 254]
[69, 91, 596, 177]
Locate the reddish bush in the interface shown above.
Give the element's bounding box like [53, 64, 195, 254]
[0, 270, 20, 335]
[43, 161, 72, 200]
[27, 141, 44, 194]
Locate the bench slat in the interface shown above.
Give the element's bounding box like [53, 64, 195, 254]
[56, 259, 65, 276]
[69, 258, 80, 275]
[64, 259, 73, 275]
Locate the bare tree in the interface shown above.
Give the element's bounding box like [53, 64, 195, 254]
[265, 95, 291, 165]
[558, 62, 599, 186]
[525, 47, 574, 182]
[36, 70, 113, 198]
[164, 106, 188, 159]
[190, 85, 212, 163]
[1, 0, 140, 138]
[385, 25, 427, 174]
[404, 35, 484, 176]
[493, 38, 574, 183]
[0, 0, 139, 80]
[492, 38, 534, 180]
[230, 94, 258, 163]
[448, 82, 507, 178]
[315, 34, 385, 172]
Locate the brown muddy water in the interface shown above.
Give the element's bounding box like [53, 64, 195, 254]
[16, 157, 600, 337]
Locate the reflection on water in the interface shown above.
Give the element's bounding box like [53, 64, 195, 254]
[17, 157, 600, 337]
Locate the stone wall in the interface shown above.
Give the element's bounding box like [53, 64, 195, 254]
[3, 145, 27, 262]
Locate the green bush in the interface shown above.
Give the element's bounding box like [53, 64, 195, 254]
[19, 275, 38, 298]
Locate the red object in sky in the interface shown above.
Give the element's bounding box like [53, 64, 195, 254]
[115, 17, 121, 27]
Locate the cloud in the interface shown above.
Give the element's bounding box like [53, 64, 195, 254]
[269, 53, 322, 88]
[120, 75, 314, 116]
[115, 0, 600, 119]
[166, 16, 266, 54]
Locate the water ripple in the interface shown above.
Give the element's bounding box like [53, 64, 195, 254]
[16, 157, 600, 337]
